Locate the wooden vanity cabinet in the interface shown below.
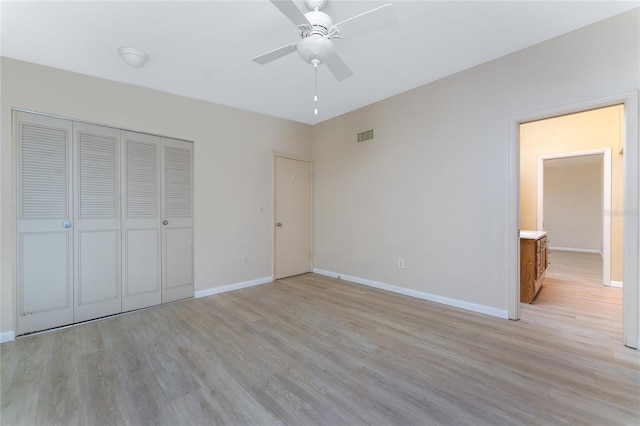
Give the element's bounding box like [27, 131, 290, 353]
[520, 235, 549, 303]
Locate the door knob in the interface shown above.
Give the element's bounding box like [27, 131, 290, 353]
[62, 221, 72, 229]
[276, 222, 282, 227]
[162, 220, 169, 225]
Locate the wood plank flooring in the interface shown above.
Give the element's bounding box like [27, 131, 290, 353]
[2, 264, 639, 425]
[521, 250, 624, 348]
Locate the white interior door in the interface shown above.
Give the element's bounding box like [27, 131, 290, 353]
[161, 138, 194, 303]
[73, 122, 122, 323]
[274, 155, 312, 279]
[16, 112, 74, 335]
[122, 131, 162, 311]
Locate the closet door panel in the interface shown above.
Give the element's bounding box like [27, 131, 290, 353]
[16, 112, 74, 335]
[164, 227, 193, 292]
[124, 228, 160, 291]
[161, 138, 194, 303]
[77, 230, 120, 305]
[122, 131, 162, 311]
[73, 122, 122, 323]
[19, 231, 72, 331]
[21, 232, 69, 313]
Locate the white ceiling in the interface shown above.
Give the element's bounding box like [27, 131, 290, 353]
[1, 1, 637, 125]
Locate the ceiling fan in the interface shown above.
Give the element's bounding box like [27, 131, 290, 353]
[252, 0, 397, 82]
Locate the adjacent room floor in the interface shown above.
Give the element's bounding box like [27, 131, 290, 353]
[1, 261, 638, 425]
[520, 250, 623, 346]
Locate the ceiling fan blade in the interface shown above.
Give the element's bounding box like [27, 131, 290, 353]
[252, 42, 299, 65]
[269, 0, 311, 29]
[333, 4, 396, 38]
[323, 51, 353, 81]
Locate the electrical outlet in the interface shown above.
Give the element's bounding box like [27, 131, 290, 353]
[242, 256, 248, 265]
[398, 258, 405, 269]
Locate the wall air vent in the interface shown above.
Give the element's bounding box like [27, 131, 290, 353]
[356, 129, 374, 144]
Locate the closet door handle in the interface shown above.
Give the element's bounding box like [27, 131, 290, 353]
[162, 220, 169, 226]
[62, 221, 72, 229]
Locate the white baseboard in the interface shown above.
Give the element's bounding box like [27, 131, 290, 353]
[549, 246, 602, 255]
[195, 276, 273, 298]
[312, 268, 508, 320]
[610, 281, 623, 288]
[1, 331, 16, 343]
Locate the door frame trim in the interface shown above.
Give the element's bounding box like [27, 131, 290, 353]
[537, 148, 612, 286]
[272, 151, 314, 280]
[507, 91, 639, 349]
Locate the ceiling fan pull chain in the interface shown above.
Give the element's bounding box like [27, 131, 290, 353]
[313, 59, 319, 115]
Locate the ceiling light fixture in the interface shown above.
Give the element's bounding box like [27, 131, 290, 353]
[118, 47, 148, 68]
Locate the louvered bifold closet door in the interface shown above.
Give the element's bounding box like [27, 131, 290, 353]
[15, 112, 74, 335]
[161, 138, 194, 303]
[122, 131, 162, 311]
[73, 122, 122, 322]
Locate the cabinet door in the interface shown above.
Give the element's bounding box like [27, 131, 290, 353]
[121, 131, 162, 311]
[16, 112, 74, 335]
[161, 138, 194, 303]
[73, 122, 122, 322]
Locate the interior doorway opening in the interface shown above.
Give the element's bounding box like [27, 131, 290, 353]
[520, 106, 623, 291]
[508, 93, 639, 349]
[537, 150, 612, 287]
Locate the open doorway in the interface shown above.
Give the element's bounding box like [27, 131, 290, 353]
[520, 105, 623, 286]
[538, 150, 613, 287]
[508, 94, 639, 349]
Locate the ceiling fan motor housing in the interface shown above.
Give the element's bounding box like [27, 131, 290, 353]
[302, 10, 333, 36]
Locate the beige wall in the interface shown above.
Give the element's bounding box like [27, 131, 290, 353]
[313, 10, 638, 310]
[520, 105, 624, 281]
[0, 58, 312, 336]
[543, 157, 603, 252]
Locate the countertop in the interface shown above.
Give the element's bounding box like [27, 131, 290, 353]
[520, 230, 548, 240]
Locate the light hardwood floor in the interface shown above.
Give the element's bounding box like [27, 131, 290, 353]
[1, 261, 639, 425]
[521, 250, 624, 346]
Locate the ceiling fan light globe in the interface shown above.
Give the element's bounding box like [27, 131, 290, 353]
[297, 35, 334, 64]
